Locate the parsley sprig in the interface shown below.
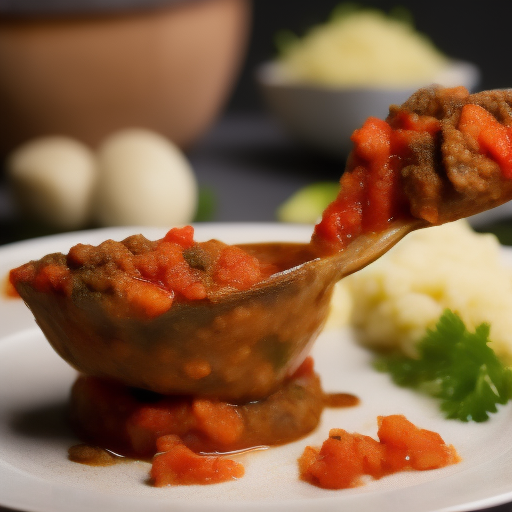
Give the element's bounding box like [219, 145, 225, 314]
[375, 309, 512, 422]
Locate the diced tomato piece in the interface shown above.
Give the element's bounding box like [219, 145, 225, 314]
[191, 399, 244, 447]
[299, 429, 378, 489]
[134, 241, 207, 302]
[353, 432, 387, 478]
[126, 401, 193, 456]
[352, 118, 396, 233]
[164, 266, 207, 301]
[459, 104, 512, 179]
[31, 264, 72, 295]
[377, 415, 459, 470]
[391, 110, 441, 136]
[313, 202, 363, 251]
[122, 278, 174, 318]
[351, 117, 392, 161]
[312, 115, 416, 253]
[181, 281, 208, 301]
[362, 163, 397, 233]
[150, 435, 244, 486]
[297, 445, 319, 481]
[312, 165, 366, 251]
[212, 245, 262, 290]
[163, 225, 196, 249]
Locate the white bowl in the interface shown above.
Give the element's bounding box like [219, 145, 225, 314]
[256, 60, 481, 159]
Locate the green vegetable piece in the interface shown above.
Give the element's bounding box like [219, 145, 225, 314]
[194, 186, 217, 222]
[375, 309, 512, 422]
[277, 182, 339, 223]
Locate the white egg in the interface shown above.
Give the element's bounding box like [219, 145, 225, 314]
[93, 128, 198, 227]
[7, 136, 97, 229]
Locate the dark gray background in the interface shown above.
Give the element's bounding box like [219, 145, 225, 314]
[228, 0, 512, 112]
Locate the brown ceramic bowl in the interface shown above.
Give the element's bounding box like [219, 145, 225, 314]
[0, 0, 251, 156]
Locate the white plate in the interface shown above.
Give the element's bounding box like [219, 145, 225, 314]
[1, 223, 512, 512]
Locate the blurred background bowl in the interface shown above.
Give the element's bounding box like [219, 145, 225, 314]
[256, 59, 480, 159]
[0, 0, 251, 157]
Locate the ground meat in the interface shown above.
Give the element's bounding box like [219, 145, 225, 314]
[388, 85, 512, 224]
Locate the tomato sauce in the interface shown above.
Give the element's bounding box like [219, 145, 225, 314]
[68, 444, 122, 466]
[312, 86, 512, 255]
[150, 435, 245, 486]
[299, 414, 459, 489]
[9, 226, 276, 319]
[312, 113, 440, 254]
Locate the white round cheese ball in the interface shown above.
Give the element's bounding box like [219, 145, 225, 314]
[93, 128, 198, 227]
[7, 136, 97, 230]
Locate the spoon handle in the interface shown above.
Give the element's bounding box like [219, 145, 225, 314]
[328, 219, 427, 282]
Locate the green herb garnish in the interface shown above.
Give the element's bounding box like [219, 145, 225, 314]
[375, 309, 512, 422]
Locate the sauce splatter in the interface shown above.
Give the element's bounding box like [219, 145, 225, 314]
[299, 414, 460, 489]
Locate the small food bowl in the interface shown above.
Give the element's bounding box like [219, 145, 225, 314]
[0, 0, 251, 156]
[256, 59, 480, 159]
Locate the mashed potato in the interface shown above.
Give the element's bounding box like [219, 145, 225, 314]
[344, 221, 512, 362]
[324, 280, 353, 330]
[278, 7, 449, 87]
